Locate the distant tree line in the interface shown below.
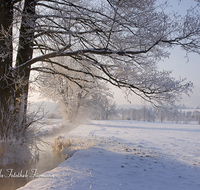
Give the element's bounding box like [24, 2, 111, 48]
[117, 106, 200, 124]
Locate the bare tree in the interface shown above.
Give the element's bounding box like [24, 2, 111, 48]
[96, 98, 117, 120]
[37, 58, 114, 122]
[1, 0, 200, 138]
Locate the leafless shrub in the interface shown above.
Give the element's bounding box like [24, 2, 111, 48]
[52, 136, 73, 153]
[0, 104, 45, 166]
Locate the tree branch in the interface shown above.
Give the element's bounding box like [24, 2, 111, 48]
[15, 39, 161, 71]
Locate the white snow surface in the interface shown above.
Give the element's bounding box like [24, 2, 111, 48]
[18, 120, 200, 190]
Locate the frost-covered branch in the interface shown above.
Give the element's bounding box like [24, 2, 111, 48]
[1, 0, 200, 114]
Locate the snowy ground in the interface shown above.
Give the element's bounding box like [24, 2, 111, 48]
[18, 120, 200, 190]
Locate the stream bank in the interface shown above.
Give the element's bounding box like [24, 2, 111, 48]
[0, 121, 75, 190]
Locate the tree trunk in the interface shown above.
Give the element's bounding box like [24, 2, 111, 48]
[0, 0, 14, 104]
[0, 0, 14, 138]
[0, 0, 36, 138]
[15, 0, 36, 117]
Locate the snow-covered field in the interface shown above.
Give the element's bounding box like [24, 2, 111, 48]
[18, 120, 200, 190]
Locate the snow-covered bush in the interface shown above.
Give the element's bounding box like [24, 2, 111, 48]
[52, 135, 97, 155]
[52, 136, 73, 153]
[0, 108, 42, 166]
[0, 129, 39, 166]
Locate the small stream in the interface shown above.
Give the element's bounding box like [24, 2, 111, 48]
[0, 124, 74, 190]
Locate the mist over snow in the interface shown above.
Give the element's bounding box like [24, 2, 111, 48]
[28, 101, 57, 114]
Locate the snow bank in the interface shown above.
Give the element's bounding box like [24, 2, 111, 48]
[18, 120, 200, 190]
[30, 119, 73, 136]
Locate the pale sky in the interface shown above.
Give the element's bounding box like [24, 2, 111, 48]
[113, 46, 200, 107]
[29, 0, 200, 108]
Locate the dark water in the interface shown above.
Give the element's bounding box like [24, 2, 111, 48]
[0, 125, 74, 190]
